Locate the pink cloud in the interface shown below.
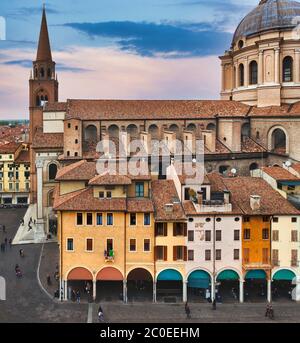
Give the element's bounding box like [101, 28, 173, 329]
[0, 47, 221, 119]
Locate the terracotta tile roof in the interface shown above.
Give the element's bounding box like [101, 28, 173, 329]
[56, 160, 96, 181]
[0, 142, 22, 154]
[32, 128, 63, 149]
[44, 102, 67, 112]
[15, 149, 30, 163]
[291, 163, 300, 175]
[261, 166, 299, 181]
[151, 180, 186, 221]
[89, 173, 132, 186]
[54, 187, 127, 211]
[223, 176, 300, 215]
[206, 172, 228, 192]
[241, 137, 266, 153]
[65, 99, 251, 120]
[127, 199, 154, 213]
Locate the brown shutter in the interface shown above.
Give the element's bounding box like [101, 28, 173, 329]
[154, 246, 157, 261]
[292, 230, 298, 242]
[164, 246, 168, 261]
[173, 246, 177, 261]
[173, 223, 177, 237]
[184, 223, 187, 237]
[184, 246, 187, 261]
[164, 223, 168, 236]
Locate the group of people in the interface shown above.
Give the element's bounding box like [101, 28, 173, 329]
[0, 225, 12, 252]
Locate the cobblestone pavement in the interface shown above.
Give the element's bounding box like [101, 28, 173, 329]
[2, 208, 300, 323]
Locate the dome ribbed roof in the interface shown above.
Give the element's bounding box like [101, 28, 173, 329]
[233, 0, 300, 45]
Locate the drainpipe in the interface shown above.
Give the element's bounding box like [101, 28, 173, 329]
[211, 214, 216, 308]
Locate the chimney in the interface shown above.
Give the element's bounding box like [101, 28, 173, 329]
[165, 203, 174, 213]
[250, 195, 261, 211]
[197, 191, 203, 205]
[223, 190, 230, 204]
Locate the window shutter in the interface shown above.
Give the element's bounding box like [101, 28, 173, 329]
[164, 246, 168, 261]
[154, 247, 157, 261]
[173, 223, 177, 237]
[164, 223, 168, 236]
[184, 246, 187, 261]
[173, 246, 177, 261]
[184, 223, 187, 237]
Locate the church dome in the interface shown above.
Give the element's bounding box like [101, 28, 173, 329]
[233, 0, 300, 45]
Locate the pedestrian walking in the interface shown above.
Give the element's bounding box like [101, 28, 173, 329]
[185, 302, 191, 319]
[76, 290, 81, 303]
[19, 249, 24, 257]
[8, 238, 12, 249]
[0, 242, 5, 252]
[47, 274, 52, 286]
[98, 306, 105, 323]
[4, 238, 8, 246]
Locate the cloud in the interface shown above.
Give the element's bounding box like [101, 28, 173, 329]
[63, 21, 231, 58]
[5, 4, 59, 20]
[0, 46, 220, 119]
[2, 59, 91, 73]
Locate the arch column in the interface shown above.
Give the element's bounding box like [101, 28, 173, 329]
[183, 281, 188, 303]
[267, 279, 272, 303]
[258, 50, 264, 85]
[295, 49, 300, 83]
[123, 280, 127, 303]
[239, 280, 244, 303]
[274, 48, 280, 84]
[93, 280, 96, 301]
[153, 281, 157, 303]
[211, 277, 216, 302]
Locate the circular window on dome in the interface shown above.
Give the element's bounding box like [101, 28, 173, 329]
[238, 40, 244, 49]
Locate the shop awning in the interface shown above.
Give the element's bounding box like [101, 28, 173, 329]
[217, 270, 239, 281]
[157, 269, 182, 281]
[188, 270, 210, 289]
[273, 269, 296, 281]
[245, 270, 266, 280]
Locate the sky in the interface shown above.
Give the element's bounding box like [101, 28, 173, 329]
[0, 0, 258, 119]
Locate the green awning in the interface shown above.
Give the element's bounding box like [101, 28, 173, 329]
[245, 270, 266, 280]
[188, 270, 211, 289]
[157, 269, 182, 281]
[273, 270, 296, 281]
[217, 270, 239, 281]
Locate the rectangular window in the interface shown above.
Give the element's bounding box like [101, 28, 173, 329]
[174, 246, 184, 261]
[234, 249, 239, 260]
[25, 183, 30, 191]
[9, 183, 13, 191]
[272, 230, 279, 241]
[130, 213, 137, 226]
[243, 248, 250, 263]
[130, 239, 136, 252]
[173, 223, 186, 236]
[156, 246, 166, 261]
[291, 230, 298, 242]
[262, 248, 269, 264]
[76, 213, 83, 226]
[244, 229, 251, 240]
[96, 213, 103, 226]
[15, 183, 19, 192]
[273, 217, 279, 223]
[243, 217, 250, 223]
[262, 228, 269, 240]
[135, 182, 144, 197]
[292, 217, 298, 223]
[107, 213, 113, 226]
[155, 223, 167, 236]
[86, 213, 93, 226]
[216, 230, 222, 241]
[272, 249, 279, 266]
[205, 250, 211, 261]
[188, 250, 194, 261]
[15, 172, 19, 180]
[86, 239, 93, 252]
[67, 238, 74, 251]
[263, 216, 270, 222]
[106, 191, 112, 198]
[205, 230, 211, 242]
[144, 239, 150, 252]
[234, 230, 240, 241]
[292, 250, 298, 266]
[188, 230, 194, 242]
[144, 213, 151, 226]
[106, 239, 113, 253]
[216, 249, 221, 261]
[99, 191, 104, 198]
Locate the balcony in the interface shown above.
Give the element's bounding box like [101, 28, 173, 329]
[194, 200, 232, 213]
[104, 250, 115, 262]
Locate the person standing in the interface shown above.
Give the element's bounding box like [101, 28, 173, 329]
[185, 302, 191, 319]
[8, 238, 12, 249]
[76, 290, 81, 303]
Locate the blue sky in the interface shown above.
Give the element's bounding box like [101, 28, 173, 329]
[0, 0, 258, 119]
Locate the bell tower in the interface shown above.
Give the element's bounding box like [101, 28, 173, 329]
[29, 5, 58, 142]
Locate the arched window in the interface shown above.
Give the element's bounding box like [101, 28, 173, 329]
[35, 68, 38, 78]
[148, 124, 159, 139]
[47, 68, 51, 78]
[249, 61, 258, 85]
[239, 64, 244, 87]
[186, 123, 196, 132]
[84, 125, 97, 142]
[126, 124, 138, 138]
[207, 123, 216, 131]
[40, 68, 45, 78]
[283, 56, 293, 82]
[48, 163, 58, 181]
[108, 125, 119, 138]
[271, 128, 287, 154]
[169, 124, 180, 138]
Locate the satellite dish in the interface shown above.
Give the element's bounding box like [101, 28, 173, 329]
[231, 168, 237, 175]
[285, 161, 292, 168]
[192, 158, 197, 163]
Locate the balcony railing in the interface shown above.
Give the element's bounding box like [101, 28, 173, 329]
[104, 250, 115, 262]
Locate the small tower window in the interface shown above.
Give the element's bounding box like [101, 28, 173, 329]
[283, 56, 293, 82]
[35, 68, 38, 78]
[40, 68, 45, 78]
[47, 68, 51, 78]
[239, 64, 244, 87]
[249, 61, 258, 85]
[238, 40, 244, 49]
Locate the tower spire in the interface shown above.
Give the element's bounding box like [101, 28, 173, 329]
[36, 5, 52, 61]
